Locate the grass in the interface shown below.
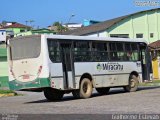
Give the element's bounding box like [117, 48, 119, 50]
[0, 90, 17, 95]
[139, 80, 160, 86]
[0, 43, 6, 48]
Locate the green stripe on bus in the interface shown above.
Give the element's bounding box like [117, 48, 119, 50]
[9, 78, 51, 90]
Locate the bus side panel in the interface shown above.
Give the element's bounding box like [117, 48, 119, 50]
[49, 63, 64, 90]
[74, 62, 141, 88]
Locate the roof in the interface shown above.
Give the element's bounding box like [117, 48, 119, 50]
[62, 15, 128, 35]
[32, 29, 56, 34]
[63, 23, 82, 25]
[62, 8, 160, 36]
[44, 34, 147, 44]
[11, 34, 147, 44]
[2, 22, 31, 29]
[148, 40, 160, 50]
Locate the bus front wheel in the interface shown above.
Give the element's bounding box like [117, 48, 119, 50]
[124, 75, 139, 92]
[72, 78, 93, 99]
[44, 88, 64, 101]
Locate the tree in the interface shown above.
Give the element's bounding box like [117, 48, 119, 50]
[52, 22, 68, 33]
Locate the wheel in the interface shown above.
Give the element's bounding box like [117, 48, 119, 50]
[72, 78, 93, 99]
[124, 75, 139, 92]
[80, 78, 93, 98]
[44, 88, 64, 101]
[96, 87, 110, 95]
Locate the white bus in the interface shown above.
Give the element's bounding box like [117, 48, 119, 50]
[8, 35, 152, 101]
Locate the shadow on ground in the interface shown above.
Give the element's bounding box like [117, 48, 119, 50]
[24, 86, 160, 104]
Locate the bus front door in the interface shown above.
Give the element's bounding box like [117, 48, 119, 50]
[140, 44, 152, 81]
[60, 43, 75, 89]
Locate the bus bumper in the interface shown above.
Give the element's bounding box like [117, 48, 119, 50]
[9, 78, 51, 91]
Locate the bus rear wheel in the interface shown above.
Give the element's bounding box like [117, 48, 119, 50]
[72, 78, 93, 99]
[124, 75, 139, 92]
[44, 88, 64, 101]
[96, 87, 110, 95]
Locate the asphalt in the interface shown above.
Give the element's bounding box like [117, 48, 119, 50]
[0, 86, 160, 115]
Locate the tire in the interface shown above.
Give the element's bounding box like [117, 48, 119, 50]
[124, 75, 139, 92]
[80, 78, 93, 99]
[96, 87, 110, 95]
[44, 88, 64, 101]
[72, 78, 93, 99]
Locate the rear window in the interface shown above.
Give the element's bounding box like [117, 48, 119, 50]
[10, 36, 41, 60]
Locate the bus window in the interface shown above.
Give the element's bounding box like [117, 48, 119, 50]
[125, 43, 132, 61]
[131, 43, 139, 61]
[109, 43, 118, 61]
[92, 42, 108, 61]
[109, 42, 125, 61]
[125, 43, 139, 61]
[47, 40, 61, 62]
[10, 36, 41, 60]
[73, 41, 90, 62]
[116, 43, 125, 61]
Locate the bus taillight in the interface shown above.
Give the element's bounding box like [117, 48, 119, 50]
[10, 69, 15, 78]
[37, 66, 42, 76]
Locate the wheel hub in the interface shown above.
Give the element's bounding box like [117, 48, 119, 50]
[130, 79, 136, 88]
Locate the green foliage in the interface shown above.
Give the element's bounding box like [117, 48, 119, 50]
[0, 90, 16, 94]
[53, 22, 68, 33]
[139, 80, 160, 86]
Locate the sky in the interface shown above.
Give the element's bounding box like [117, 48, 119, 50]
[1, 0, 159, 28]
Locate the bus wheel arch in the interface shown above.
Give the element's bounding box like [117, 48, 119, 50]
[130, 71, 139, 78]
[124, 71, 139, 92]
[72, 73, 93, 99]
[79, 73, 93, 84]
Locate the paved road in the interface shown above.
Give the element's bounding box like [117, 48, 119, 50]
[0, 87, 160, 114]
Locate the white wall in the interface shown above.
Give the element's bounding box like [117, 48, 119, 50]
[0, 30, 6, 42]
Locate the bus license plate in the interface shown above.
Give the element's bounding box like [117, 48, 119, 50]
[23, 75, 30, 79]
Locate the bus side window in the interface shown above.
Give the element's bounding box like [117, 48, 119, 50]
[109, 42, 125, 61]
[124, 43, 132, 61]
[124, 43, 139, 61]
[109, 43, 116, 61]
[116, 43, 125, 61]
[92, 42, 108, 61]
[48, 41, 61, 62]
[131, 43, 139, 61]
[73, 41, 90, 62]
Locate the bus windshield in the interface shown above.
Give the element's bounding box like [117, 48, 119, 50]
[10, 36, 41, 60]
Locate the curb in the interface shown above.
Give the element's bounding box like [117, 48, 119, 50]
[0, 93, 16, 97]
[139, 83, 160, 87]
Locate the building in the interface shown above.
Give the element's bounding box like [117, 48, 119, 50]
[63, 23, 83, 30]
[2, 22, 31, 37]
[0, 29, 6, 42]
[15, 28, 56, 37]
[63, 8, 160, 43]
[0, 44, 9, 90]
[83, 19, 100, 26]
[149, 40, 160, 79]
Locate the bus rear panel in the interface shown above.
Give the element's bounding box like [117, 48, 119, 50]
[8, 35, 50, 91]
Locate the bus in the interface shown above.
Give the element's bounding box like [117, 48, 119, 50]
[8, 35, 152, 101]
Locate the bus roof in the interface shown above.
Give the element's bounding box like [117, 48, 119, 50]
[11, 34, 148, 44]
[44, 34, 148, 44]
